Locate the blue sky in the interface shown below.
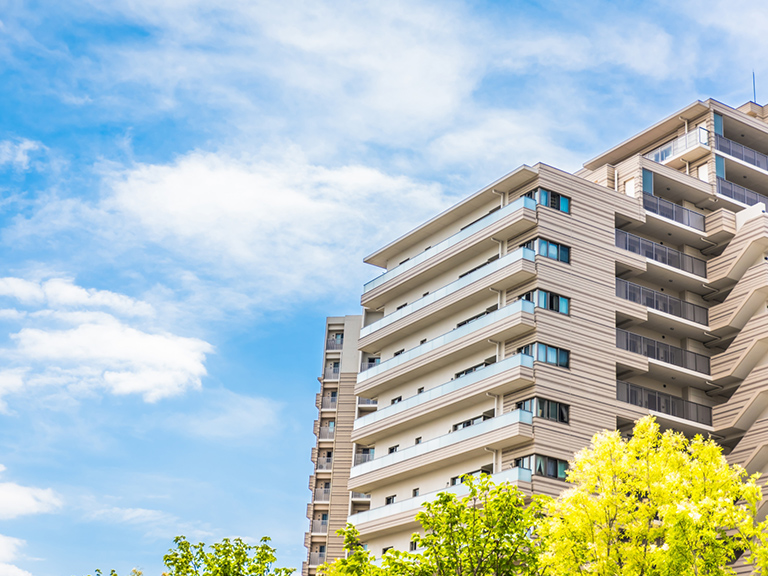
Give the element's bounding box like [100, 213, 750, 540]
[0, 0, 764, 574]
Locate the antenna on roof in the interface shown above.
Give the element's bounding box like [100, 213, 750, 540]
[753, 70, 757, 103]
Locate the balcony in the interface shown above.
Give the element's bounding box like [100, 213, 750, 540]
[616, 328, 710, 375]
[326, 338, 344, 351]
[358, 299, 535, 384]
[642, 193, 704, 231]
[308, 552, 326, 567]
[310, 519, 328, 534]
[323, 367, 340, 380]
[615, 278, 708, 325]
[615, 229, 706, 278]
[351, 492, 371, 500]
[320, 397, 337, 410]
[317, 457, 333, 471]
[644, 127, 709, 168]
[349, 409, 532, 481]
[354, 453, 374, 466]
[314, 488, 331, 502]
[353, 354, 534, 443]
[362, 195, 537, 297]
[348, 467, 530, 528]
[359, 247, 536, 343]
[617, 380, 712, 426]
[318, 427, 335, 440]
[360, 360, 379, 372]
[716, 177, 768, 208]
[715, 133, 768, 172]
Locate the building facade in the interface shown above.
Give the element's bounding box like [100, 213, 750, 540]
[304, 315, 373, 575]
[346, 98, 768, 555]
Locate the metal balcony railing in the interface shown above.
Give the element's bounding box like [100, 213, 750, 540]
[354, 453, 374, 466]
[716, 177, 768, 207]
[615, 229, 706, 277]
[644, 127, 709, 163]
[616, 328, 710, 374]
[316, 457, 333, 471]
[617, 380, 712, 426]
[643, 193, 705, 231]
[323, 367, 340, 380]
[320, 397, 337, 410]
[715, 133, 768, 171]
[326, 338, 343, 350]
[314, 488, 331, 502]
[310, 520, 328, 534]
[616, 278, 708, 325]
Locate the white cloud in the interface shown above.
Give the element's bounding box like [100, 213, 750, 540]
[97, 149, 448, 308]
[0, 481, 61, 520]
[0, 563, 33, 576]
[88, 505, 213, 540]
[0, 140, 42, 171]
[11, 321, 212, 402]
[0, 535, 25, 564]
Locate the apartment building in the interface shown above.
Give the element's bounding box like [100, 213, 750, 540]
[341, 98, 768, 556]
[304, 315, 373, 575]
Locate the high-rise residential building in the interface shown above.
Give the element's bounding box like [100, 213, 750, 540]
[304, 315, 373, 576]
[339, 98, 768, 556]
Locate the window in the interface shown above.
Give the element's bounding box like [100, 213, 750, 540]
[382, 547, 393, 554]
[412, 488, 420, 497]
[388, 445, 399, 454]
[516, 397, 570, 423]
[515, 454, 569, 480]
[420, 338, 427, 345]
[391, 396, 402, 405]
[452, 413, 491, 431]
[519, 289, 569, 314]
[393, 349, 405, 356]
[451, 465, 493, 485]
[396, 303, 407, 310]
[519, 238, 570, 263]
[517, 343, 570, 368]
[459, 254, 500, 278]
[535, 455, 569, 480]
[385, 495, 396, 505]
[409, 541, 418, 552]
[524, 188, 571, 213]
[417, 387, 424, 394]
[415, 437, 422, 445]
[455, 356, 496, 379]
[456, 304, 498, 328]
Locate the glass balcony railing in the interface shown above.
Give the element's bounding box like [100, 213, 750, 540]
[616, 328, 710, 374]
[326, 338, 344, 350]
[357, 398, 378, 406]
[644, 127, 709, 164]
[363, 195, 537, 294]
[716, 177, 768, 207]
[308, 552, 326, 566]
[348, 467, 530, 525]
[617, 380, 712, 426]
[318, 427, 335, 440]
[360, 247, 535, 338]
[350, 492, 371, 499]
[615, 278, 708, 325]
[615, 229, 707, 277]
[349, 409, 533, 477]
[354, 354, 534, 430]
[354, 453, 374, 466]
[643, 193, 705, 231]
[715, 134, 768, 171]
[358, 299, 535, 382]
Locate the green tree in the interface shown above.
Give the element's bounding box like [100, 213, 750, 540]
[539, 415, 764, 576]
[87, 536, 295, 576]
[321, 473, 545, 576]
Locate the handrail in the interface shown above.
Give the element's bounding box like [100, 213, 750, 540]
[643, 193, 705, 231]
[616, 329, 710, 374]
[615, 229, 706, 277]
[615, 278, 708, 325]
[617, 380, 711, 426]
